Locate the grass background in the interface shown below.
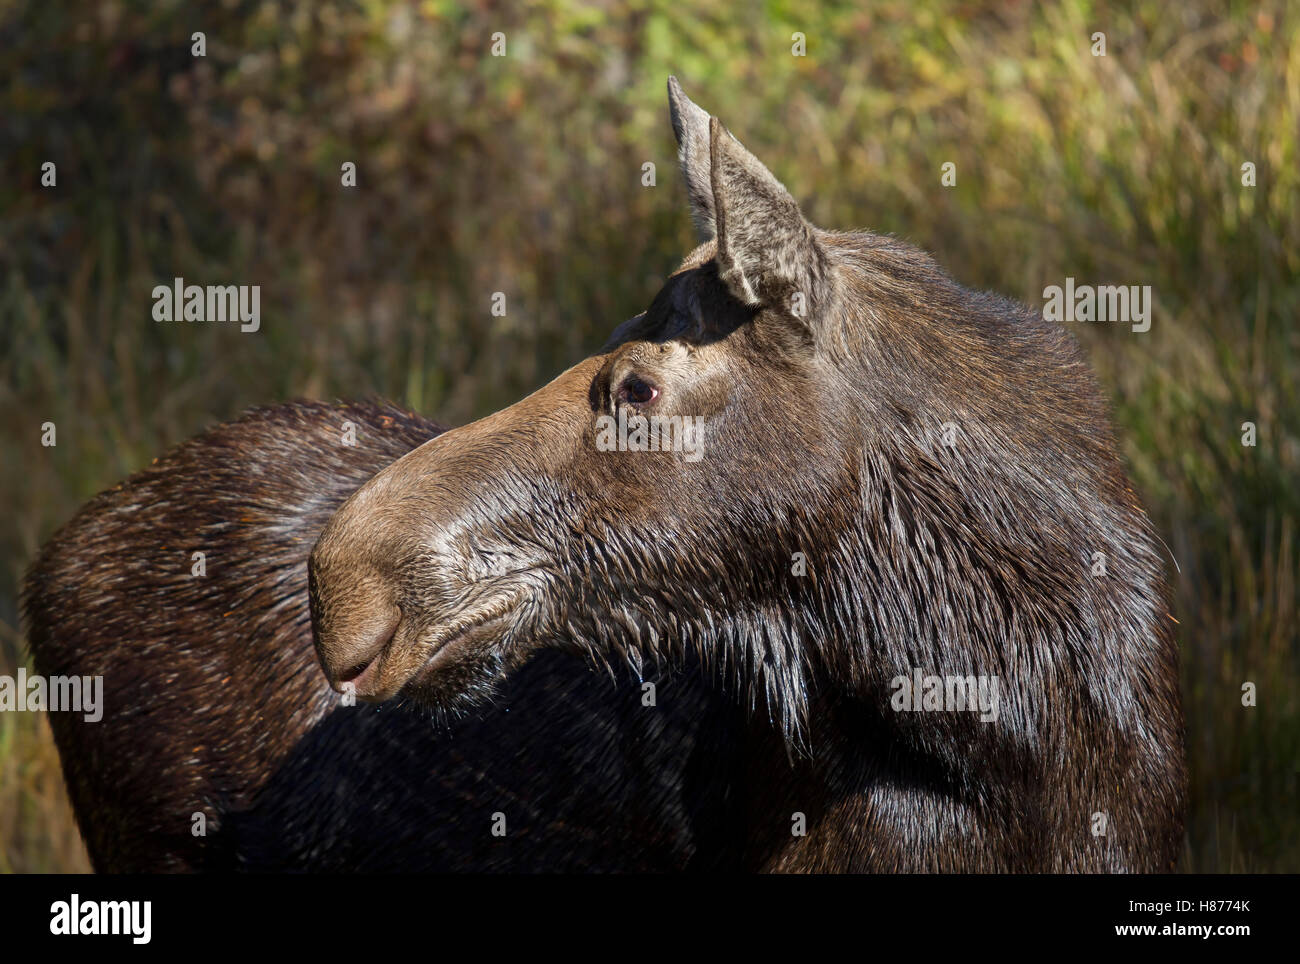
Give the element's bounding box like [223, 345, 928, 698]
[1, 0, 1296, 872]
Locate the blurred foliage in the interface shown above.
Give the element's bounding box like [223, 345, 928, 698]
[0, 0, 1296, 872]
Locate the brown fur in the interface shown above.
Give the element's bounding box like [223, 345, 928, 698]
[309, 80, 1187, 871]
[23, 400, 747, 871]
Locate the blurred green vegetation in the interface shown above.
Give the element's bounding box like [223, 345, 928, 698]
[1, 0, 1296, 872]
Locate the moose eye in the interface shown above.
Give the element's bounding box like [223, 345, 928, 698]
[616, 376, 660, 408]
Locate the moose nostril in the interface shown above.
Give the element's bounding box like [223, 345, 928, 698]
[339, 657, 379, 685]
[327, 606, 401, 694]
[338, 652, 387, 700]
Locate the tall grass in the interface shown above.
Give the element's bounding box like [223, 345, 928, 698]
[1, 0, 1295, 871]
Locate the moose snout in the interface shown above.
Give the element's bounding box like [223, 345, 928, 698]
[306, 398, 563, 702]
[308, 545, 407, 700]
[319, 599, 401, 696]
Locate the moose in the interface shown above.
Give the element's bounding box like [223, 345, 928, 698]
[24, 79, 1186, 872]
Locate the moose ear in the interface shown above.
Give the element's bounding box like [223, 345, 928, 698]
[709, 115, 828, 324]
[667, 76, 716, 239]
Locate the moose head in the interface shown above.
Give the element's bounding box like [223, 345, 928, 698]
[308, 79, 1174, 774]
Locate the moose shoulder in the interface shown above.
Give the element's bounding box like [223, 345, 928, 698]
[309, 79, 1187, 871]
